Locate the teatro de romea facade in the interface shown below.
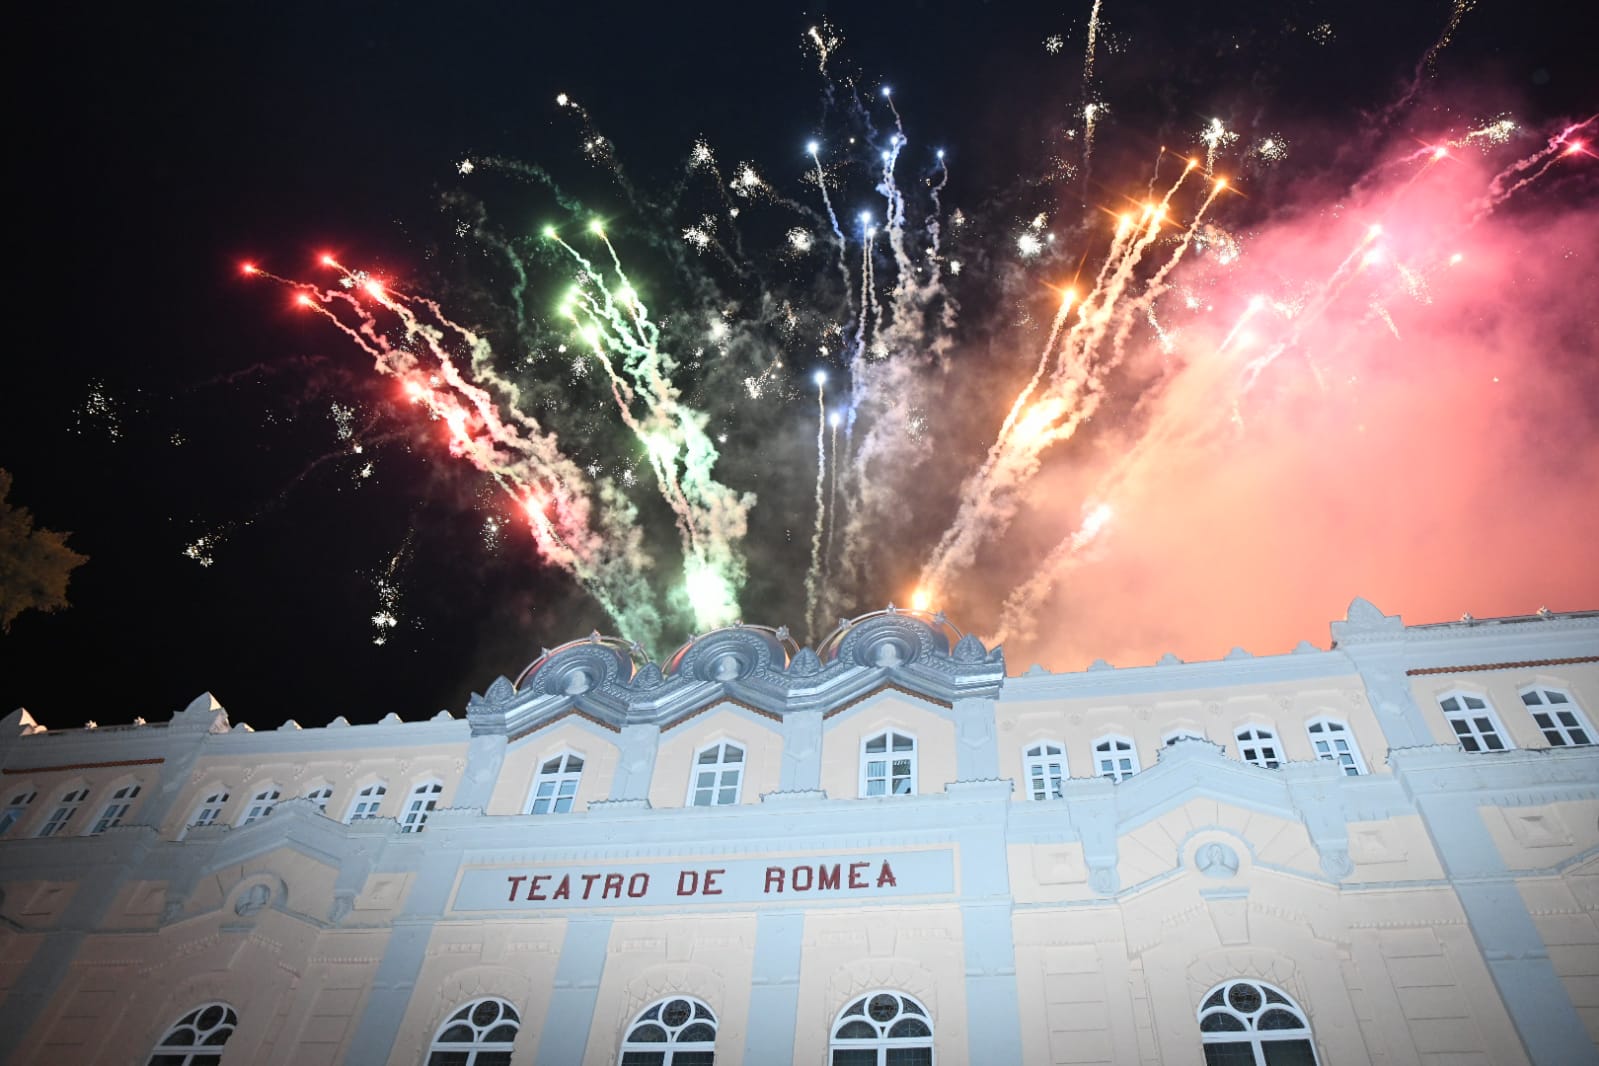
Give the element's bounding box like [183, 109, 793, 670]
[0, 600, 1596, 1066]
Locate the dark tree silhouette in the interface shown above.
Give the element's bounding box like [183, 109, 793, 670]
[0, 470, 89, 633]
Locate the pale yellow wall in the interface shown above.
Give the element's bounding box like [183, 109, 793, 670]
[172, 741, 469, 834]
[996, 672, 1382, 791]
[388, 918, 567, 1066]
[792, 904, 969, 1066]
[650, 706, 783, 809]
[1344, 813, 1447, 883]
[1409, 661, 1599, 750]
[3, 765, 160, 838]
[1521, 863, 1599, 1047]
[819, 696, 958, 798]
[583, 913, 759, 1066]
[489, 718, 621, 815]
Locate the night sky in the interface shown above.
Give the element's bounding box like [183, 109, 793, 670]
[5, 1, 1594, 731]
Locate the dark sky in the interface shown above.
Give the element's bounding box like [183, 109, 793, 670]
[4, 1, 1591, 731]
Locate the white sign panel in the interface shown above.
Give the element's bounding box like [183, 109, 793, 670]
[453, 849, 956, 911]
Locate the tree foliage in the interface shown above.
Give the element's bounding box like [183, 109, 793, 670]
[0, 469, 89, 633]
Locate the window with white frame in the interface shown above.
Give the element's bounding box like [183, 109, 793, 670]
[1520, 686, 1593, 747]
[90, 783, 142, 835]
[1024, 742, 1066, 800]
[426, 997, 519, 1066]
[862, 730, 917, 797]
[530, 753, 585, 813]
[1306, 718, 1367, 775]
[620, 996, 717, 1066]
[1197, 979, 1319, 1065]
[304, 784, 333, 813]
[401, 780, 443, 832]
[1164, 729, 1206, 747]
[346, 782, 387, 822]
[688, 742, 745, 807]
[1438, 692, 1511, 752]
[1094, 735, 1140, 782]
[829, 990, 934, 1066]
[145, 1002, 238, 1066]
[0, 789, 37, 835]
[238, 786, 281, 826]
[38, 788, 89, 837]
[1235, 726, 1282, 770]
[188, 791, 230, 830]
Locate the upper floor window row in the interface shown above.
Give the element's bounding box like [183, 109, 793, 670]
[1440, 686, 1594, 753]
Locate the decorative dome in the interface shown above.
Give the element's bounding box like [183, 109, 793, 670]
[514, 632, 651, 696]
[816, 607, 965, 669]
[664, 624, 801, 683]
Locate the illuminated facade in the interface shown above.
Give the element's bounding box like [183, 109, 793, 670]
[1, 599, 1596, 1065]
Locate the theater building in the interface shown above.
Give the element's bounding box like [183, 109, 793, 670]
[0, 598, 1596, 1065]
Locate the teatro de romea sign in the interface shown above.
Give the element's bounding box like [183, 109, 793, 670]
[451, 850, 956, 911]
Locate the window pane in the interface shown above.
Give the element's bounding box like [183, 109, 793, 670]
[831, 1052, 878, 1066]
[885, 1050, 933, 1066]
[1262, 1039, 1319, 1065]
[620, 1054, 667, 1066]
[1258, 1009, 1304, 1030]
[484, 1023, 518, 1042]
[1549, 691, 1569, 703]
[1227, 985, 1263, 1013]
[1202, 1043, 1257, 1066]
[1200, 1014, 1247, 1032]
[426, 1053, 470, 1066]
[699, 748, 720, 764]
[628, 1023, 669, 1043]
[889, 1018, 932, 1037]
[475, 1054, 513, 1066]
[866, 736, 887, 753]
[892, 734, 914, 751]
[835, 1020, 877, 1039]
[724, 746, 743, 762]
[679, 1022, 717, 1042]
[671, 1054, 715, 1066]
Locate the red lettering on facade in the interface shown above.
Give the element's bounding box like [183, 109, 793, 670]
[602, 873, 625, 899]
[876, 861, 897, 888]
[677, 870, 700, 896]
[764, 866, 785, 893]
[702, 869, 724, 895]
[792, 865, 814, 891]
[528, 875, 550, 901]
[627, 873, 650, 898]
[849, 862, 869, 889]
[506, 875, 527, 902]
[818, 864, 841, 890]
[580, 873, 602, 899]
[553, 875, 571, 901]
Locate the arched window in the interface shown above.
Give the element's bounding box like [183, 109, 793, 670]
[90, 783, 142, 834]
[0, 789, 37, 836]
[346, 782, 387, 822]
[1197, 979, 1318, 1065]
[304, 784, 334, 813]
[426, 997, 520, 1066]
[146, 1002, 238, 1066]
[402, 780, 444, 832]
[1024, 742, 1066, 800]
[829, 990, 934, 1065]
[1438, 691, 1511, 752]
[620, 996, 718, 1065]
[862, 730, 917, 796]
[1305, 718, 1367, 775]
[187, 790, 230, 830]
[38, 787, 90, 837]
[1519, 686, 1593, 747]
[689, 742, 745, 807]
[530, 753, 584, 814]
[1235, 726, 1282, 770]
[238, 787, 280, 826]
[1093, 735, 1139, 782]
